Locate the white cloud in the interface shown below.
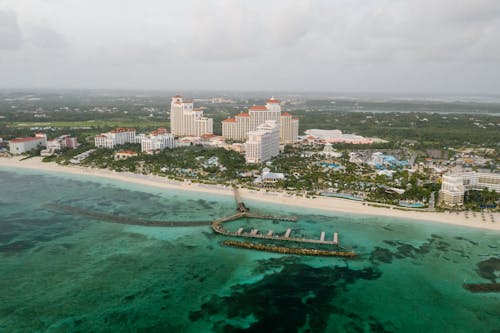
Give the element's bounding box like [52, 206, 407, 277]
[0, 9, 22, 49]
[0, 0, 499, 93]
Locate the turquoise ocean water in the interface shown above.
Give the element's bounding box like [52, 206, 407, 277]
[0, 167, 499, 333]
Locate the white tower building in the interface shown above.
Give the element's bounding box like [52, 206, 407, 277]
[244, 120, 280, 164]
[280, 112, 299, 143]
[222, 97, 299, 143]
[170, 95, 213, 137]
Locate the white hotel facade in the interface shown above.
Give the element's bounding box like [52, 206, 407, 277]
[244, 120, 280, 164]
[9, 133, 47, 155]
[140, 128, 175, 153]
[439, 172, 500, 206]
[222, 98, 298, 143]
[94, 128, 136, 149]
[170, 95, 213, 137]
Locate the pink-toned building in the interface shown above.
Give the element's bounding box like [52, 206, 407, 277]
[46, 135, 78, 151]
[303, 129, 377, 145]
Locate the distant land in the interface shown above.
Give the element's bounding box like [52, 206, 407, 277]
[1, 89, 500, 116]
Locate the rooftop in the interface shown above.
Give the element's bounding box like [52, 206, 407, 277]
[10, 137, 43, 143]
[116, 150, 137, 155]
[111, 127, 135, 133]
[249, 105, 268, 111]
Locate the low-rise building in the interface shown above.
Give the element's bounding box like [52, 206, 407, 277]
[41, 134, 79, 156]
[177, 136, 201, 147]
[69, 149, 95, 164]
[114, 150, 138, 160]
[321, 143, 342, 158]
[8, 133, 47, 155]
[303, 129, 385, 145]
[140, 128, 175, 153]
[200, 134, 226, 148]
[95, 128, 136, 149]
[254, 167, 286, 185]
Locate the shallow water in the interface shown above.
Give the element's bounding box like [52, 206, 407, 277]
[0, 168, 499, 332]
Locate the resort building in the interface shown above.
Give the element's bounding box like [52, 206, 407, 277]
[439, 174, 465, 206]
[8, 133, 47, 155]
[280, 111, 299, 143]
[69, 149, 95, 164]
[114, 150, 138, 160]
[254, 167, 286, 187]
[244, 120, 280, 164]
[94, 128, 136, 149]
[200, 134, 226, 148]
[170, 95, 213, 137]
[303, 129, 384, 145]
[439, 172, 500, 207]
[140, 128, 175, 153]
[321, 143, 343, 158]
[41, 135, 78, 156]
[222, 97, 299, 143]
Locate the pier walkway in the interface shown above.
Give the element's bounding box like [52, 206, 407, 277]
[47, 183, 352, 256]
[211, 214, 340, 245]
[233, 186, 249, 212]
[210, 187, 343, 246]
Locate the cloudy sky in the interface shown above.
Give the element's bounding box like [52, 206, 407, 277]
[1, 0, 499, 93]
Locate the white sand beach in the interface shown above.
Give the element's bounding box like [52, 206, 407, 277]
[1, 156, 499, 231]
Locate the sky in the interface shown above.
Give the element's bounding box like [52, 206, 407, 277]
[1, 0, 500, 94]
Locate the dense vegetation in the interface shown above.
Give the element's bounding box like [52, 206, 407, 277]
[2, 91, 498, 210]
[2, 91, 499, 150]
[464, 189, 499, 210]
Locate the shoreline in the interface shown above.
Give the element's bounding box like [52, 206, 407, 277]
[1, 156, 499, 231]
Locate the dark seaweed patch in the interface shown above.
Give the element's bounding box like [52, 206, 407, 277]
[372, 236, 454, 265]
[454, 236, 479, 246]
[195, 199, 215, 210]
[189, 263, 388, 332]
[380, 236, 449, 261]
[477, 258, 500, 283]
[251, 256, 299, 275]
[370, 247, 394, 264]
[0, 240, 35, 253]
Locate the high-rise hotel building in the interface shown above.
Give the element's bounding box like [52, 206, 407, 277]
[244, 120, 280, 164]
[439, 171, 500, 207]
[222, 97, 298, 143]
[170, 95, 213, 137]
